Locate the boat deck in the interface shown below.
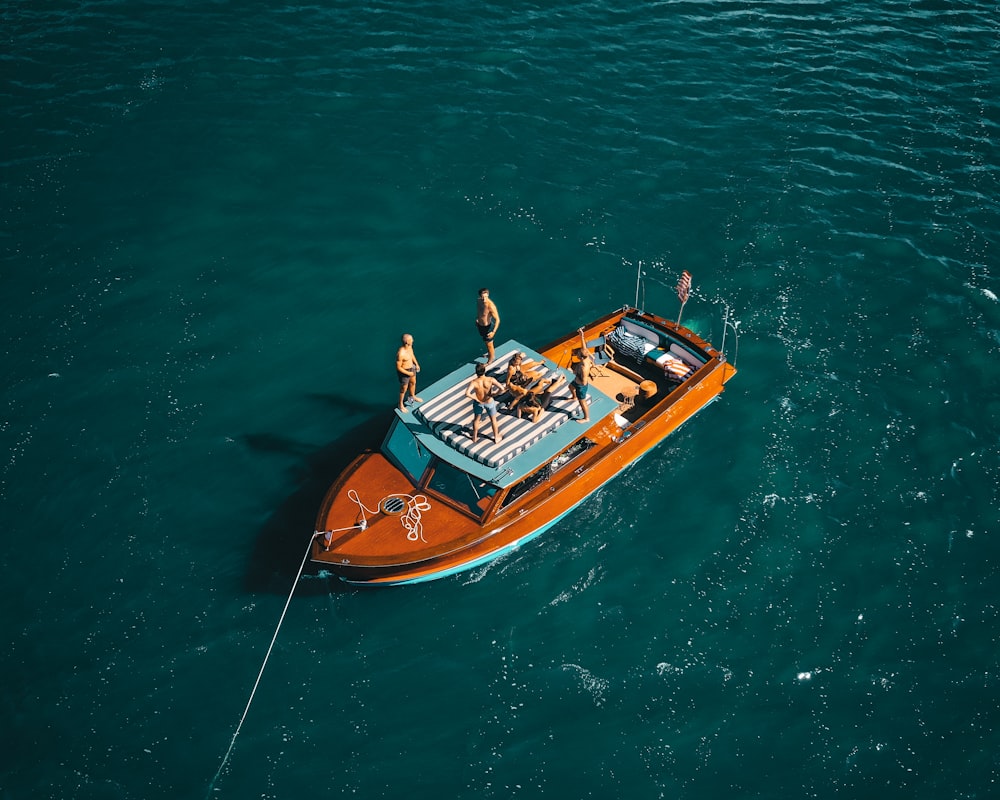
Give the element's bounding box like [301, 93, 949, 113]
[312, 306, 736, 584]
[404, 340, 620, 488]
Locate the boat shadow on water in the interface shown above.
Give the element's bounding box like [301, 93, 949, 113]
[241, 394, 394, 596]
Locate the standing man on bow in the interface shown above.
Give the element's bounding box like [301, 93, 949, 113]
[475, 287, 501, 364]
[396, 333, 422, 412]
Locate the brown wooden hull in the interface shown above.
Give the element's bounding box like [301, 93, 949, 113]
[311, 308, 736, 585]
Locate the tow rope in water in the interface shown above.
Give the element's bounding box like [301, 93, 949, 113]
[206, 532, 319, 796]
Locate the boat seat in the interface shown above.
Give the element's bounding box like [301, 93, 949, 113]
[661, 353, 693, 381]
[609, 319, 706, 380]
[587, 336, 614, 377]
[669, 342, 705, 368]
[645, 346, 669, 364]
[607, 326, 654, 363]
[656, 343, 703, 381]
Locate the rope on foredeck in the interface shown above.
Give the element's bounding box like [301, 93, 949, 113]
[343, 488, 431, 543]
[399, 495, 430, 542]
[206, 532, 319, 796]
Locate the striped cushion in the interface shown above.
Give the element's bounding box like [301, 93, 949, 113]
[608, 326, 653, 362]
[414, 352, 578, 468]
[660, 353, 694, 380]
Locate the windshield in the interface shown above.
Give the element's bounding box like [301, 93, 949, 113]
[425, 459, 497, 518]
[383, 418, 432, 482]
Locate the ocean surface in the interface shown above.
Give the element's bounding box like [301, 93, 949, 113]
[3, 1, 999, 797]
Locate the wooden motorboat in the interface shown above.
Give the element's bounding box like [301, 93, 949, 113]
[312, 305, 737, 585]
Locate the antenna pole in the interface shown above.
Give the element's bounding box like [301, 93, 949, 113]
[634, 260, 642, 310]
[720, 303, 729, 354]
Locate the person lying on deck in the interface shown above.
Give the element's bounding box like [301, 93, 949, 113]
[503, 352, 548, 406]
[515, 374, 566, 423]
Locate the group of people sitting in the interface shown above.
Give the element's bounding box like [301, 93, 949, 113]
[464, 329, 599, 444]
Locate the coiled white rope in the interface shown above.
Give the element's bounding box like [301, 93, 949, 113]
[345, 489, 430, 542]
[399, 494, 430, 542]
[206, 532, 318, 796]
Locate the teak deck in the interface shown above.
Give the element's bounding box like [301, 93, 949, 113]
[312, 306, 737, 585]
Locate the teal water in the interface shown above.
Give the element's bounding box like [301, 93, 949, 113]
[3, 1, 999, 797]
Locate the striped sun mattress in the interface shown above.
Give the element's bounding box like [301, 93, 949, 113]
[413, 351, 579, 469]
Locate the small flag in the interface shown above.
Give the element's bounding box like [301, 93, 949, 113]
[676, 270, 692, 303]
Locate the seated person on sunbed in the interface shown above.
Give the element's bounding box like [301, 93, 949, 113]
[515, 374, 566, 423]
[503, 352, 547, 405]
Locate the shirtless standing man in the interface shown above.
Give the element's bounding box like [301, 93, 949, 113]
[465, 363, 504, 443]
[475, 288, 501, 364]
[396, 333, 422, 412]
[570, 327, 594, 423]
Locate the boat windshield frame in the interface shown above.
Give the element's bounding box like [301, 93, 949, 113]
[382, 416, 433, 483]
[421, 458, 500, 521]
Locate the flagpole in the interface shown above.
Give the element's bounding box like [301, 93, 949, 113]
[676, 297, 687, 328]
